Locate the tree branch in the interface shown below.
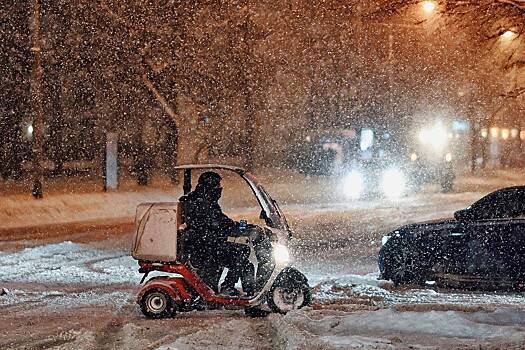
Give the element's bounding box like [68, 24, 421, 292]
[496, 0, 525, 11]
[502, 86, 525, 98]
[141, 74, 181, 126]
[98, 1, 181, 126]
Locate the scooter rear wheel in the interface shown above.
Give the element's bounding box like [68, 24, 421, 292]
[139, 288, 175, 318]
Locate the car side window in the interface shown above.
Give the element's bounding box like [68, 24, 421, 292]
[470, 188, 524, 220]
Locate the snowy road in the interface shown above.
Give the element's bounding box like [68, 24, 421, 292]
[2, 184, 525, 349]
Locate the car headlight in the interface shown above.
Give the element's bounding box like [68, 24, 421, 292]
[273, 244, 290, 264]
[342, 170, 364, 199]
[381, 168, 406, 198]
[418, 121, 448, 152]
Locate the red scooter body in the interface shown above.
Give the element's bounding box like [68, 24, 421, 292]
[137, 261, 252, 308]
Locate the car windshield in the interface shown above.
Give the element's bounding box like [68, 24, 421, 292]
[469, 187, 525, 220]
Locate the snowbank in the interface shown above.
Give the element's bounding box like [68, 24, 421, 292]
[269, 307, 525, 349]
[0, 189, 179, 230]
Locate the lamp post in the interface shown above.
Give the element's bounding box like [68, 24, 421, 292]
[500, 28, 523, 167]
[387, 26, 395, 124]
[379, 1, 437, 125]
[241, 3, 257, 171]
[30, 0, 44, 198]
[500, 29, 520, 92]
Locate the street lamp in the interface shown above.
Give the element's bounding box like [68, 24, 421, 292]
[501, 30, 517, 40]
[421, 1, 437, 14]
[27, 124, 34, 138]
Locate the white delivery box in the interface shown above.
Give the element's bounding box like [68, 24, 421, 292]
[131, 202, 180, 262]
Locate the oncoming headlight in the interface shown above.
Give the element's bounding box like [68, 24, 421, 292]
[381, 168, 406, 198]
[342, 170, 364, 199]
[273, 244, 290, 264]
[418, 121, 448, 152]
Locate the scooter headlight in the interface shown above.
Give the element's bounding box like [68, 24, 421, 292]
[342, 170, 364, 199]
[381, 168, 406, 198]
[273, 244, 290, 264]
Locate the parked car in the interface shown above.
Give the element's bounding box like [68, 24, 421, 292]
[379, 186, 525, 289]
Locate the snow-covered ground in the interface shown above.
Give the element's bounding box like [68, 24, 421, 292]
[1, 169, 525, 349]
[2, 230, 525, 349]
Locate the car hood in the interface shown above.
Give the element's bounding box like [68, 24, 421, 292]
[396, 217, 457, 233]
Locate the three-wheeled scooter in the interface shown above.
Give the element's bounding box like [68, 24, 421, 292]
[131, 164, 311, 318]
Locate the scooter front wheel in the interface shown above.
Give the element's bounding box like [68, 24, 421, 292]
[268, 269, 311, 314]
[139, 288, 176, 318]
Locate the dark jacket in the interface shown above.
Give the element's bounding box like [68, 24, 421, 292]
[180, 189, 239, 266]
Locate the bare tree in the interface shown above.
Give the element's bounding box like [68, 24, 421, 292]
[7, 0, 524, 177]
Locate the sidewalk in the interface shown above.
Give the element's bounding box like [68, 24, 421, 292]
[1, 168, 523, 240]
[0, 187, 180, 240]
[0, 169, 285, 238]
[0, 167, 327, 235]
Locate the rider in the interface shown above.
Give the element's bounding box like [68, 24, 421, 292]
[179, 171, 255, 295]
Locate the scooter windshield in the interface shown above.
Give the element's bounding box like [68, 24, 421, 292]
[243, 173, 290, 232]
[258, 185, 290, 231]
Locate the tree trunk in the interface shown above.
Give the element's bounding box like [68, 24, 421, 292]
[142, 74, 180, 175]
[165, 119, 179, 184]
[243, 88, 255, 170]
[48, 64, 65, 176]
[470, 123, 479, 173]
[242, 14, 256, 170]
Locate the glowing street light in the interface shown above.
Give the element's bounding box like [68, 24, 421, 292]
[501, 30, 517, 40]
[421, 1, 436, 14]
[27, 124, 34, 138]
